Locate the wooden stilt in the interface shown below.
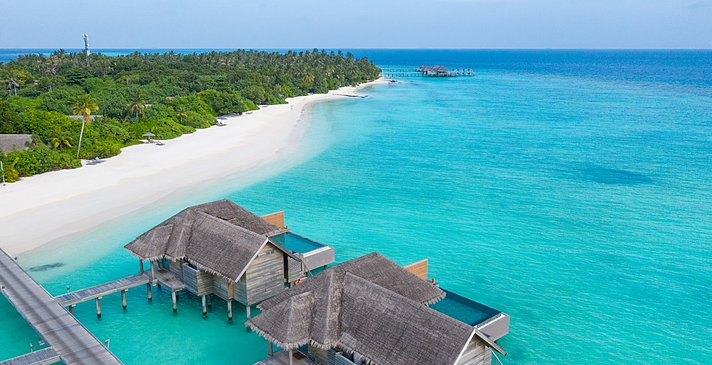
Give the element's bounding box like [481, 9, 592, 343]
[146, 283, 152, 301]
[207, 294, 212, 308]
[227, 279, 234, 321]
[149, 261, 155, 282]
[268, 342, 273, 356]
[69, 305, 75, 315]
[202, 295, 207, 317]
[171, 291, 177, 312]
[139, 259, 144, 273]
[121, 290, 127, 309]
[246, 305, 251, 319]
[288, 349, 294, 365]
[95, 297, 102, 318]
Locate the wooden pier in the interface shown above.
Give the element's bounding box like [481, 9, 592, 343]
[55, 273, 151, 316]
[0, 249, 123, 365]
[383, 65, 475, 79]
[0, 347, 60, 365]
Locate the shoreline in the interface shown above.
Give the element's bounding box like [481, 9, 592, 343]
[0, 78, 387, 256]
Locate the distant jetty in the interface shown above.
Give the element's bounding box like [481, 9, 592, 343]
[383, 65, 475, 78]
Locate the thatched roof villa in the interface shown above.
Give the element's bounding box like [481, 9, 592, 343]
[124, 199, 335, 319]
[0, 134, 32, 152]
[248, 253, 508, 365]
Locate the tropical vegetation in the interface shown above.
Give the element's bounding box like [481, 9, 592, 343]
[0, 50, 380, 182]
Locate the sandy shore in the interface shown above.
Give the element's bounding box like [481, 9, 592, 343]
[0, 78, 386, 256]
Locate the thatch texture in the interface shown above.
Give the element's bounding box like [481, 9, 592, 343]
[0, 134, 31, 152]
[124, 199, 286, 280]
[186, 212, 269, 280]
[258, 253, 445, 312]
[247, 254, 476, 365]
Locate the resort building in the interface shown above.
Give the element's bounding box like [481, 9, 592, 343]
[124, 199, 334, 319]
[0, 134, 31, 152]
[247, 253, 508, 365]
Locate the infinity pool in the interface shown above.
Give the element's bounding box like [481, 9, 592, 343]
[431, 289, 501, 326]
[270, 232, 325, 253]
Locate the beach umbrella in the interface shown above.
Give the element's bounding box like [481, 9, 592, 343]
[142, 132, 156, 137]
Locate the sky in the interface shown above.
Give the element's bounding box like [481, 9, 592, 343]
[0, 0, 710, 49]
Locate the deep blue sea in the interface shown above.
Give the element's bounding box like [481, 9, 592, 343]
[1, 49, 711, 364]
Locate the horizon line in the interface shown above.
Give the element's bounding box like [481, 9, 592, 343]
[1, 47, 712, 51]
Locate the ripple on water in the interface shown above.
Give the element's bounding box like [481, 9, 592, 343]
[580, 166, 653, 185]
[28, 262, 65, 272]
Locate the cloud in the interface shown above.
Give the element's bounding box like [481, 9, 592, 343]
[688, 0, 709, 9]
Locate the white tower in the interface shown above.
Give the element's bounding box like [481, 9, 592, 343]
[83, 34, 90, 66]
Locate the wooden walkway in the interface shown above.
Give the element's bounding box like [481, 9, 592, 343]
[253, 351, 310, 365]
[0, 347, 60, 365]
[55, 273, 150, 307]
[0, 249, 123, 365]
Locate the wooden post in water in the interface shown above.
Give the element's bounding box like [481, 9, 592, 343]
[207, 294, 212, 308]
[246, 305, 251, 319]
[171, 291, 177, 312]
[121, 290, 127, 309]
[95, 297, 102, 318]
[227, 279, 234, 321]
[146, 283, 152, 301]
[139, 259, 144, 273]
[268, 342, 273, 356]
[202, 295, 207, 317]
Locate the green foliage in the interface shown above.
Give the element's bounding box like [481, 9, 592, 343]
[39, 86, 85, 114]
[3, 145, 80, 179]
[17, 110, 79, 149]
[0, 49, 381, 181]
[198, 89, 257, 115]
[128, 118, 194, 140]
[0, 99, 22, 133]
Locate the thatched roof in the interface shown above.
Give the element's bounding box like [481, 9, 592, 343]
[124, 199, 288, 281]
[258, 253, 445, 311]
[0, 134, 31, 152]
[247, 253, 497, 365]
[247, 253, 504, 365]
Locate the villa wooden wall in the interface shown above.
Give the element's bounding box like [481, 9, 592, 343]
[309, 346, 336, 365]
[182, 263, 214, 296]
[261, 211, 285, 228]
[287, 257, 303, 282]
[404, 259, 429, 281]
[213, 276, 231, 301]
[455, 338, 491, 365]
[241, 243, 285, 305]
[168, 259, 184, 281]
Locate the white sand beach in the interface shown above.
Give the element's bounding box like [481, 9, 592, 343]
[0, 79, 386, 256]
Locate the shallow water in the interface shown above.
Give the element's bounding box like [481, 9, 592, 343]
[1, 50, 711, 364]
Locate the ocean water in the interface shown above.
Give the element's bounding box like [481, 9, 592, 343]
[1, 50, 711, 364]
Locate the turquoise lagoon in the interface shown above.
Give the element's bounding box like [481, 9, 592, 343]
[0, 50, 711, 364]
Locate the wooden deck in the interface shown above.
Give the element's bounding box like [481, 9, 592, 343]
[0, 347, 60, 365]
[0, 249, 123, 365]
[154, 269, 185, 291]
[254, 351, 311, 365]
[55, 273, 150, 306]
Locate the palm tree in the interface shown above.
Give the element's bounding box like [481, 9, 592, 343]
[72, 94, 99, 159]
[128, 100, 145, 118]
[175, 107, 187, 123]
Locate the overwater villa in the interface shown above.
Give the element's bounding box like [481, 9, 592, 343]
[0, 200, 507, 365]
[124, 199, 335, 319]
[247, 253, 509, 365]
